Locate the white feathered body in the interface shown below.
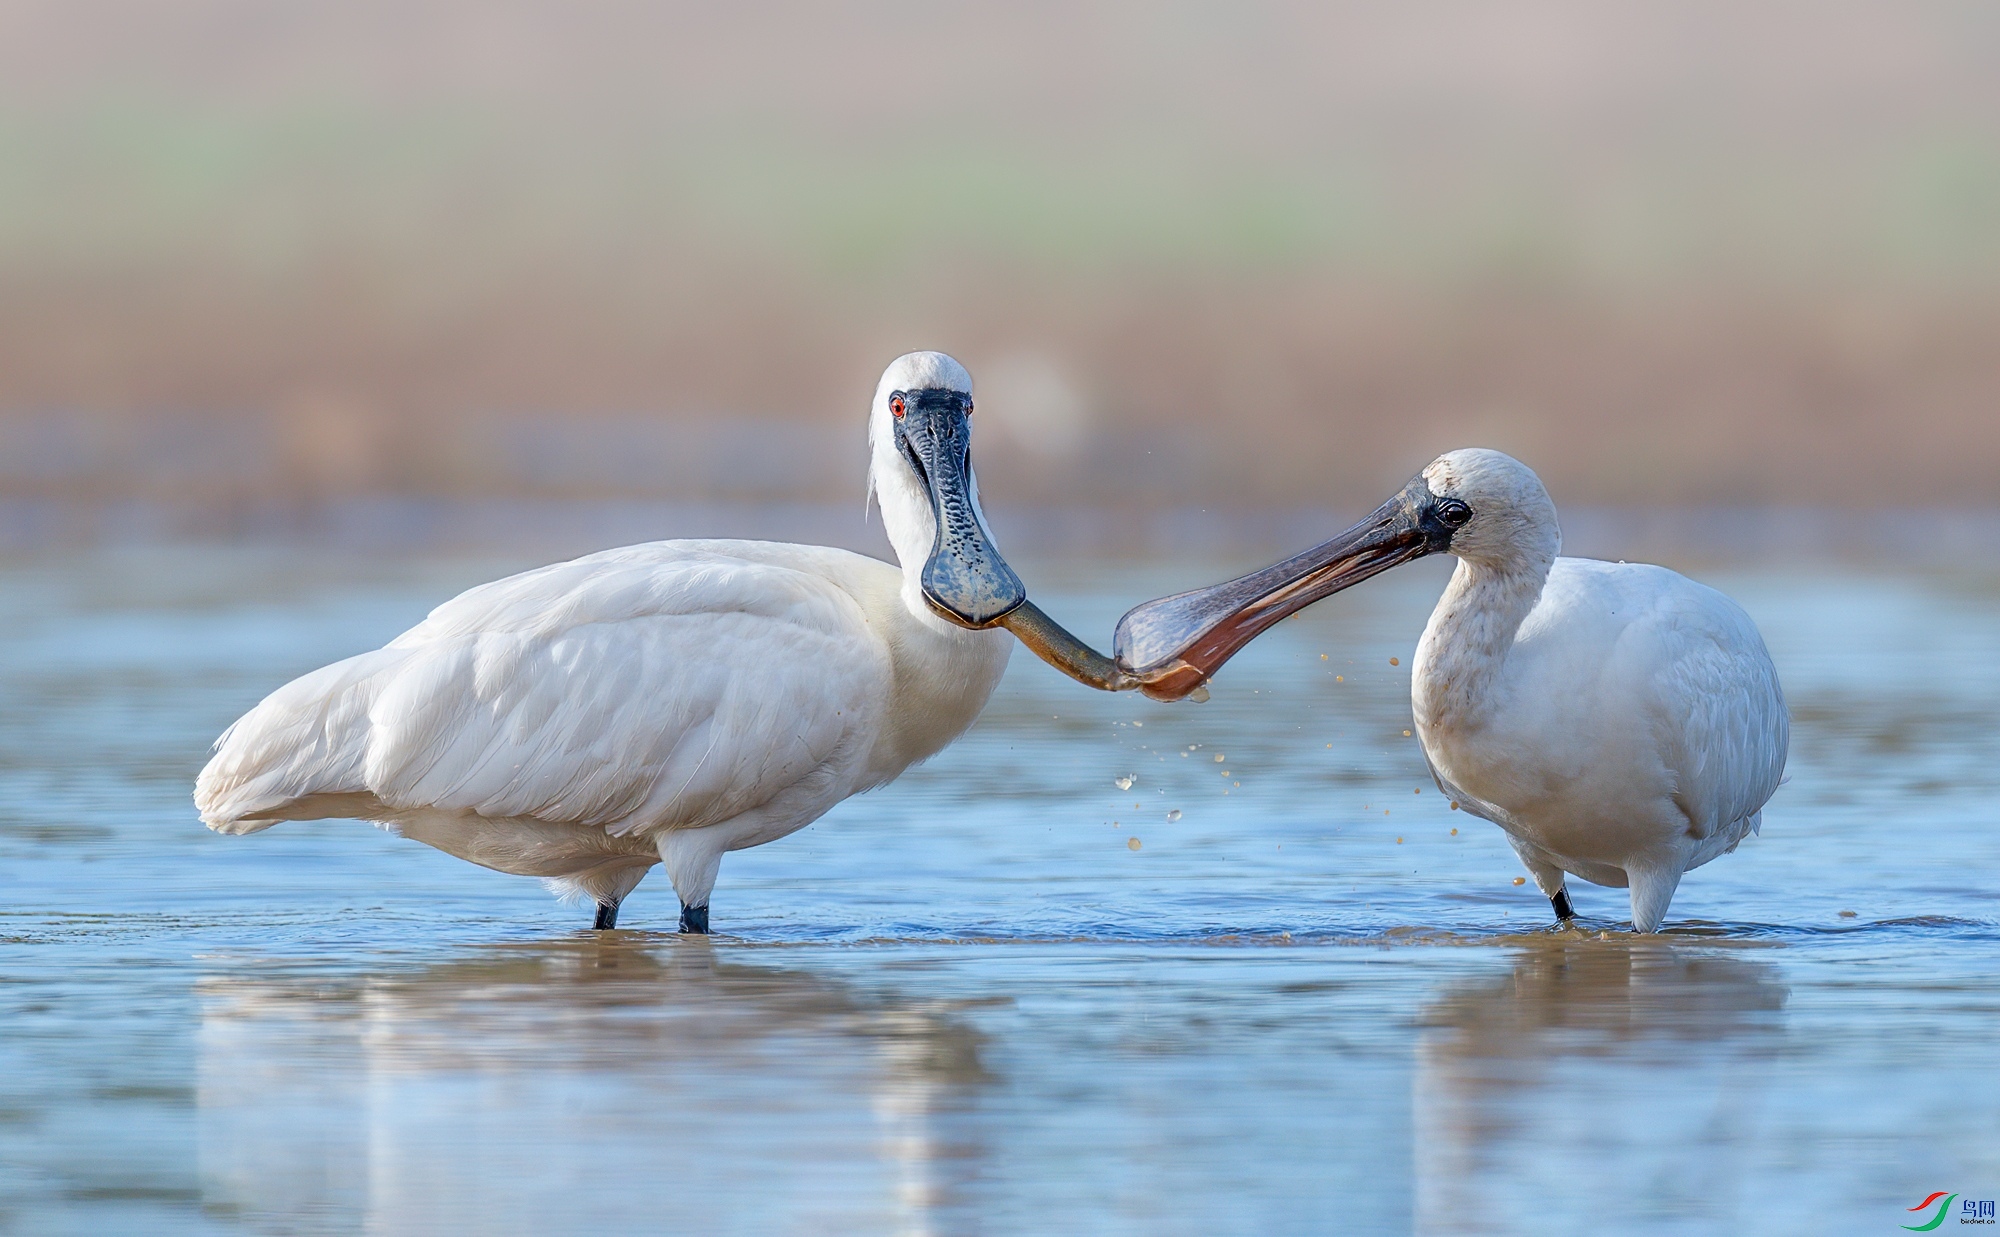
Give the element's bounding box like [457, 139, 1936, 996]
[195, 538, 1011, 909]
[1413, 556, 1788, 930]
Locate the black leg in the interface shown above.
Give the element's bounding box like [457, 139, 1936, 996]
[1551, 888, 1576, 921]
[678, 903, 710, 935]
[593, 900, 620, 930]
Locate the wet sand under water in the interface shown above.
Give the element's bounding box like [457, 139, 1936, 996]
[1, 546, 1997, 1234]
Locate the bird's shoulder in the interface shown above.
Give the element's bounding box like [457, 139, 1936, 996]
[1538, 558, 1761, 651]
[1527, 557, 1784, 718]
[1542, 556, 1689, 608]
[390, 539, 898, 647]
[1535, 559, 1776, 708]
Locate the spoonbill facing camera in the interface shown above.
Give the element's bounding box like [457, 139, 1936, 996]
[197, 352, 1138, 933]
[1116, 448, 1789, 933]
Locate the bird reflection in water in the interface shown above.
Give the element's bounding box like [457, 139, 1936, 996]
[1412, 941, 1787, 1235]
[196, 939, 993, 1235]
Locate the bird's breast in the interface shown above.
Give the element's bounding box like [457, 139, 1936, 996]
[867, 620, 1012, 782]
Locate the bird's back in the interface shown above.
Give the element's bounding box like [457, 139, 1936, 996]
[195, 539, 907, 840]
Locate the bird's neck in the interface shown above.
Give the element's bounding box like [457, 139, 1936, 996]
[1415, 554, 1550, 731]
[871, 446, 960, 636]
[863, 455, 1014, 779]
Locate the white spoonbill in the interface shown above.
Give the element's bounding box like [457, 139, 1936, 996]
[1114, 448, 1789, 932]
[196, 352, 1136, 932]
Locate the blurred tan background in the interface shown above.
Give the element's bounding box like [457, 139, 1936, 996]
[1, 0, 1996, 533]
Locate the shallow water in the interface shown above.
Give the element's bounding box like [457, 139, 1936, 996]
[1, 545, 1997, 1234]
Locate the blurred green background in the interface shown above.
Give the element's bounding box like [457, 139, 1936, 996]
[1, 0, 1996, 526]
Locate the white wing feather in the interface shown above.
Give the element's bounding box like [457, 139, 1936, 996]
[1643, 580, 1790, 845]
[196, 542, 889, 839]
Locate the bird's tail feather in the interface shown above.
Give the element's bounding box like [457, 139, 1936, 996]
[194, 646, 415, 832]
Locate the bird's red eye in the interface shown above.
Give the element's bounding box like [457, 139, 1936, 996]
[890, 395, 905, 418]
[965, 400, 973, 415]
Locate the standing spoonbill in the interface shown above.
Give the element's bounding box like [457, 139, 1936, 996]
[196, 352, 1137, 932]
[1114, 448, 1788, 932]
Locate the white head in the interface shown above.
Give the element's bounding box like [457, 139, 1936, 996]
[866, 351, 1025, 630]
[1420, 448, 1561, 572]
[869, 351, 971, 571]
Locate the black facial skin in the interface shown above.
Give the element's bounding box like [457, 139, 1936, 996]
[1114, 473, 1469, 700]
[889, 386, 1028, 628]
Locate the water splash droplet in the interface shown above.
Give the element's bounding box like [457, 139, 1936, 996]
[1189, 685, 1211, 703]
[1166, 809, 1182, 822]
[1115, 775, 1134, 791]
[1127, 837, 1142, 851]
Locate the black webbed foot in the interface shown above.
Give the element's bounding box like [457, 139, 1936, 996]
[1551, 888, 1576, 922]
[593, 900, 620, 930]
[678, 903, 710, 935]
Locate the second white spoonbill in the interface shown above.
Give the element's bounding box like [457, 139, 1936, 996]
[196, 351, 1137, 932]
[1115, 448, 1789, 933]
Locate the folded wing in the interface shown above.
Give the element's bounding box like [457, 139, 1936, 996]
[196, 543, 888, 839]
[1646, 582, 1790, 843]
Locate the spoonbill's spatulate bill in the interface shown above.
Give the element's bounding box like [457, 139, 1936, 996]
[1115, 448, 1790, 933]
[196, 352, 1138, 933]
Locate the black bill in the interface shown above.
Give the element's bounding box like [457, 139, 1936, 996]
[1113, 473, 1460, 700]
[893, 386, 1028, 628]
